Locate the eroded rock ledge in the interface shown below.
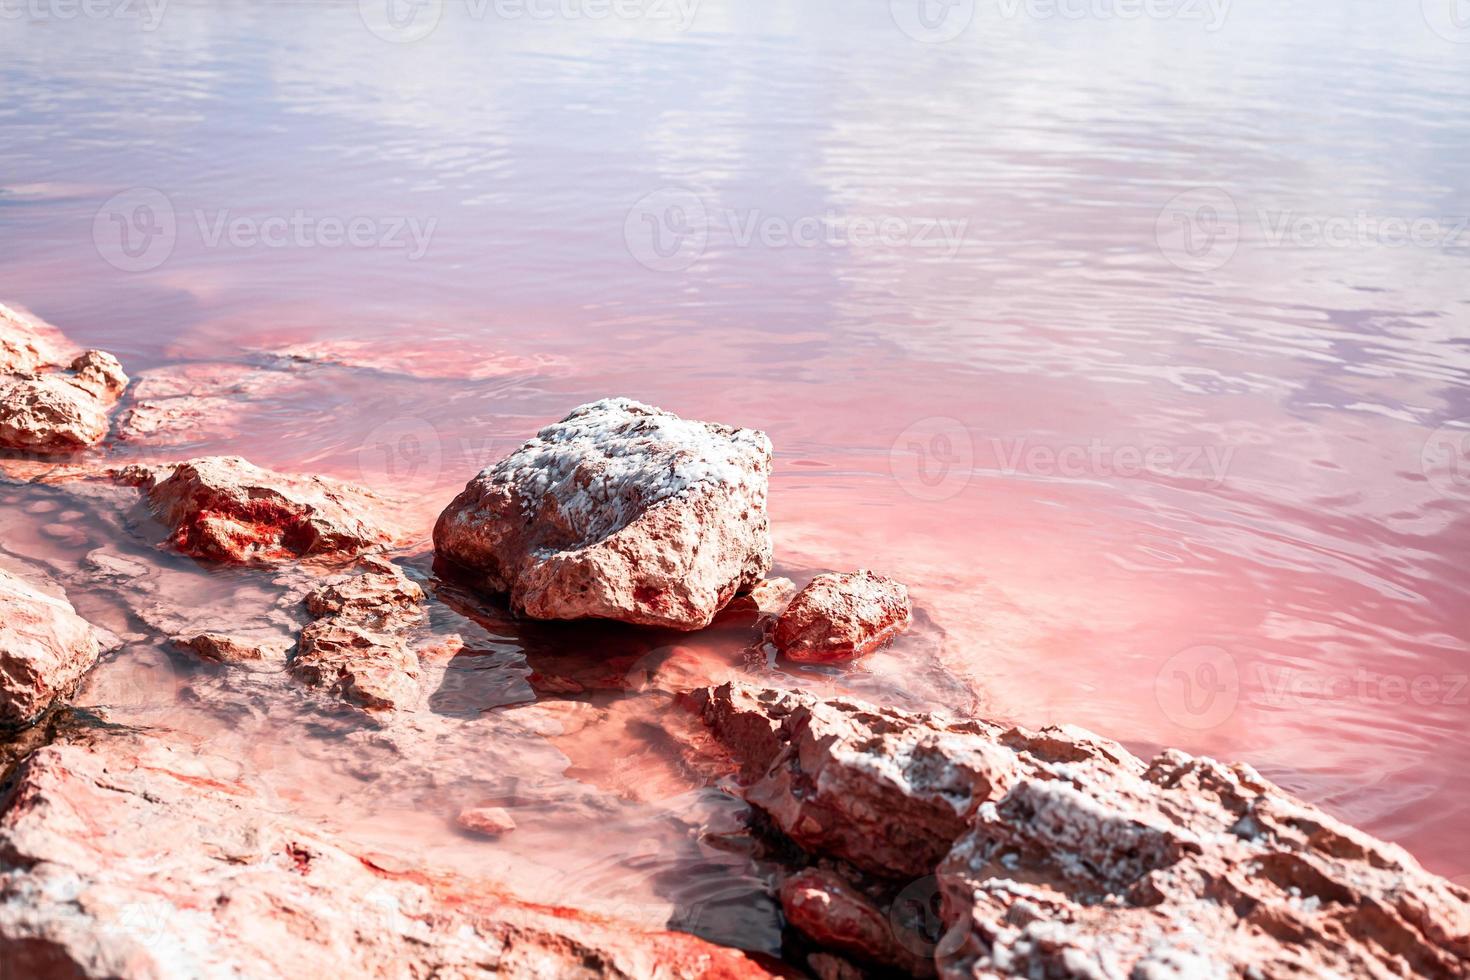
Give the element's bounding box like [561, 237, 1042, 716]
[0, 730, 779, 979]
[685, 682, 1470, 979]
[117, 456, 402, 564]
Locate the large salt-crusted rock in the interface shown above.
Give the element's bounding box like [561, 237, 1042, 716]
[434, 399, 773, 630]
[0, 733, 779, 979]
[117, 456, 401, 564]
[0, 304, 128, 452]
[290, 559, 426, 712]
[0, 565, 104, 727]
[771, 571, 912, 662]
[688, 682, 1470, 978]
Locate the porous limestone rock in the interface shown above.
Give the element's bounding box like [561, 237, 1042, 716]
[688, 682, 1470, 979]
[290, 559, 425, 712]
[0, 304, 128, 453]
[117, 456, 399, 564]
[0, 565, 104, 727]
[434, 399, 772, 630]
[770, 571, 912, 662]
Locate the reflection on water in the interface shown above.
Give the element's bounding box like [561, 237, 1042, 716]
[1, 0, 1468, 919]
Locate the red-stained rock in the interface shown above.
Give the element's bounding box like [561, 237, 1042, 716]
[780, 870, 899, 968]
[0, 733, 782, 979]
[0, 565, 105, 727]
[172, 631, 292, 666]
[771, 571, 911, 663]
[116, 456, 401, 564]
[457, 805, 517, 836]
[690, 683, 1470, 978]
[290, 559, 425, 712]
[434, 399, 773, 630]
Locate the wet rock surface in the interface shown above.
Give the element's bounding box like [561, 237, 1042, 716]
[434, 399, 772, 630]
[770, 571, 912, 663]
[0, 305, 129, 453]
[0, 564, 106, 727]
[688, 682, 1470, 978]
[0, 730, 780, 979]
[290, 559, 427, 712]
[117, 456, 401, 564]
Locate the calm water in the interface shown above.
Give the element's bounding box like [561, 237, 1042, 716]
[2, 0, 1469, 917]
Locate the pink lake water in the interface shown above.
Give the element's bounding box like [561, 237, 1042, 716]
[2, 0, 1470, 940]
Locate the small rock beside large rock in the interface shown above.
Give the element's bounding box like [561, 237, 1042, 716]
[117, 456, 400, 564]
[0, 565, 105, 727]
[771, 570, 911, 662]
[434, 398, 773, 630]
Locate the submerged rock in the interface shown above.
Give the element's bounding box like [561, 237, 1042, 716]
[0, 733, 781, 979]
[688, 682, 1470, 978]
[434, 398, 772, 630]
[117, 456, 400, 564]
[290, 559, 425, 712]
[0, 565, 105, 727]
[0, 303, 74, 375]
[771, 571, 911, 663]
[456, 805, 518, 836]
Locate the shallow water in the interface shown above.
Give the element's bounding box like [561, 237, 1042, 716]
[2, 0, 1469, 930]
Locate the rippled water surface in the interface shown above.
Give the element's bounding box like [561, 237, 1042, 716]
[3, 0, 1469, 925]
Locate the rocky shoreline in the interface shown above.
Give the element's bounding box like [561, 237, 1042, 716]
[2, 303, 1467, 978]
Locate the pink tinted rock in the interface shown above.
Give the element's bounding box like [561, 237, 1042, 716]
[692, 683, 1014, 879]
[0, 565, 104, 727]
[0, 735, 781, 979]
[116, 456, 400, 564]
[0, 303, 75, 374]
[434, 398, 773, 630]
[780, 869, 897, 967]
[290, 559, 425, 712]
[772, 571, 911, 663]
[0, 305, 128, 453]
[690, 683, 1470, 978]
[456, 806, 517, 836]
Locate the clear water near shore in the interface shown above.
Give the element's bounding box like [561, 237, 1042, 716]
[1, 0, 1469, 930]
